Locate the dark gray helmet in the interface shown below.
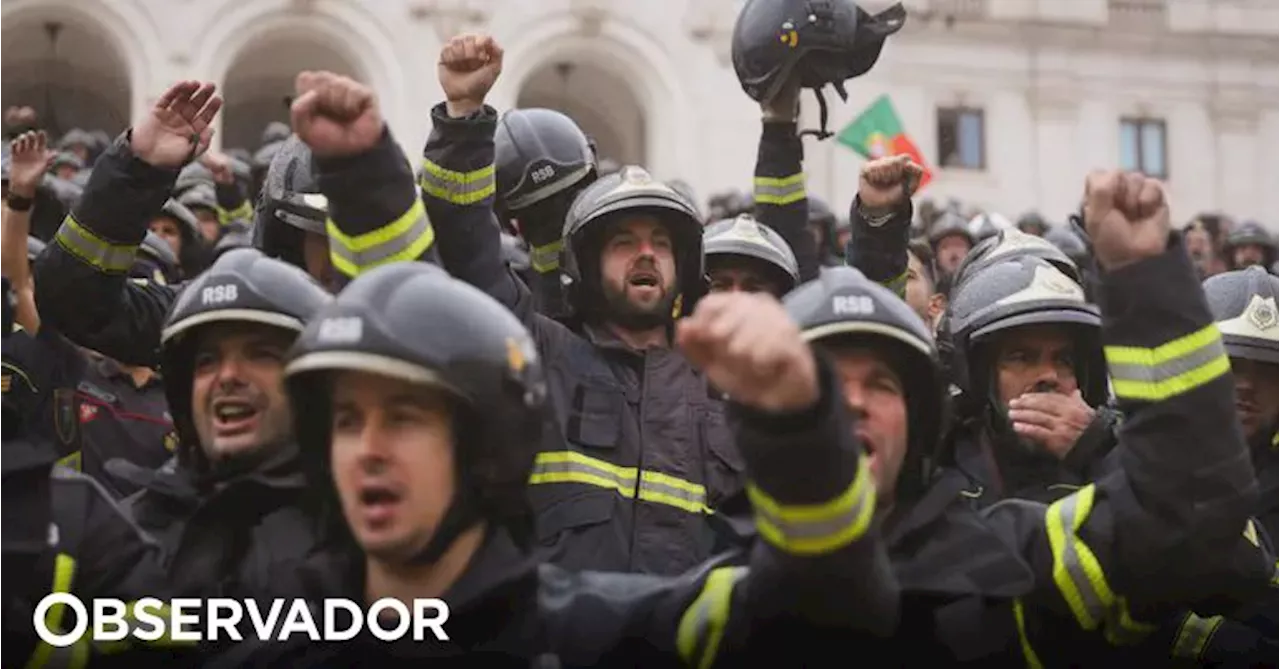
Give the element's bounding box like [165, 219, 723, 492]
[951, 227, 1081, 293]
[1204, 266, 1278, 364]
[703, 214, 800, 293]
[561, 165, 705, 318]
[132, 231, 181, 285]
[947, 255, 1107, 414]
[928, 210, 974, 248]
[707, 189, 754, 223]
[784, 265, 943, 499]
[1224, 221, 1278, 270]
[159, 248, 331, 473]
[285, 262, 545, 563]
[159, 199, 201, 240]
[1016, 211, 1048, 235]
[494, 108, 597, 212]
[211, 222, 254, 261]
[51, 152, 83, 172]
[174, 162, 215, 197]
[967, 212, 1012, 243]
[57, 129, 94, 152]
[178, 183, 219, 215]
[1041, 225, 1090, 268]
[253, 135, 327, 269]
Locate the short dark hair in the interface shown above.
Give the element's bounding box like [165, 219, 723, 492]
[907, 238, 937, 288]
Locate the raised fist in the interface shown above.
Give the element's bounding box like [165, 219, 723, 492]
[7, 130, 55, 198]
[291, 71, 383, 159]
[131, 81, 222, 168]
[1082, 170, 1171, 271]
[858, 154, 923, 212]
[676, 292, 819, 414]
[438, 33, 503, 118]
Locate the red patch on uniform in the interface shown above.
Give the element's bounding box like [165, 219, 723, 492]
[79, 404, 99, 423]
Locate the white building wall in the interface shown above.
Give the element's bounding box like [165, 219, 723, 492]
[1, 0, 1275, 228]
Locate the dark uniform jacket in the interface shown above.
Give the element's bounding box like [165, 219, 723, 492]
[318, 112, 740, 576]
[211, 359, 899, 667]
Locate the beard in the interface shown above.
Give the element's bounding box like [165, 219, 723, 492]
[600, 279, 677, 331]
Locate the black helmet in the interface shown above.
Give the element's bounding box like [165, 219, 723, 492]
[707, 189, 754, 223]
[132, 231, 181, 285]
[494, 108, 597, 212]
[946, 255, 1107, 417]
[928, 210, 975, 249]
[253, 135, 327, 270]
[1041, 225, 1090, 269]
[732, 0, 906, 137]
[158, 248, 331, 473]
[561, 165, 706, 318]
[25, 235, 46, 263]
[1203, 266, 1278, 364]
[284, 262, 546, 562]
[784, 265, 944, 499]
[1016, 211, 1048, 236]
[1223, 221, 1278, 269]
[703, 214, 800, 294]
[211, 222, 254, 261]
[951, 227, 1081, 293]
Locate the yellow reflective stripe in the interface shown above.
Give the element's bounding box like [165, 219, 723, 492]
[54, 215, 137, 274]
[676, 566, 746, 669]
[1012, 598, 1044, 669]
[1105, 324, 1230, 401]
[25, 554, 79, 669]
[745, 454, 875, 556]
[752, 173, 805, 206]
[1170, 612, 1222, 660]
[1045, 484, 1156, 645]
[530, 239, 563, 274]
[1243, 519, 1261, 548]
[325, 199, 435, 277]
[2, 361, 37, 393]
[528, 451, 711, 514]
[419, 159, 496, 206]
[216, 201, 252, 226]
[880, 269, 908, 300]
[57, 451, 82, 471]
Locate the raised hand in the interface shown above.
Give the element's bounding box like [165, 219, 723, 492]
[859, 154, 923, 213]
[1082, 170, 1171, 271]
[131, 81, 222, 168]
[438, 33, 504, 118]
[7, 130, 55, 197]
[290, 71, 383, 159]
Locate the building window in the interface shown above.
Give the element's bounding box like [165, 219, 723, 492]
[936, 107, 986, 170]
[1119, 117, 1167, 179]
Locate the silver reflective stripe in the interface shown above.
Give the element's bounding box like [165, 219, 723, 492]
[753, 174, 805, 205]
[530, 240, 562, 273]
[750, 479, 872, 546]
[528, 452, 708, 514]
[55, 216, 136, 273]
[678, 567, 746, 669]
[328, 212, 433, 274]
[1107, 338, 1226, 386]
[419, 162, 496, 205]
[1172, 613, 1222, 659]
[1053, 493, 1109, 627]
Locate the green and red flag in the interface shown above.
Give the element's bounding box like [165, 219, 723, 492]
[837, 95, 933, 191]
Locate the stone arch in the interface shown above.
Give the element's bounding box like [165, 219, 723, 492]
[193, 1, 402, 153]
[0, 0, 156, 138]
[493, 13, 692, 181]
[516, 60, 646, 167]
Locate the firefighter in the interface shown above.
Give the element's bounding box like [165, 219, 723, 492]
[928, 210, 975, 280]
[1223, 221, 1278, 272]
[703, 214, 800, 297]
[216, 262, 896, 666]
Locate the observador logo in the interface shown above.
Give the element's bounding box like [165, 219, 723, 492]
[32, 596, 451, 646]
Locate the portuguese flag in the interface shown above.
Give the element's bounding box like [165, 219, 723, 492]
[837, 95, 932, 191]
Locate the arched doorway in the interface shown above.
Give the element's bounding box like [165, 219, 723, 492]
[516, 60, 647, 168]
[1, 16, 131, 137]
[220, 32, 365, 152]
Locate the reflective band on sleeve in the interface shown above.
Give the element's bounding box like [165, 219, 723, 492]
[25, 553, 84, 669]
[1243, 519, 1261, 548]
[1170, 612, 1223, 660]
[54, 215, 138, 274]
[57, 451, 82, 471]
[1012, 598, 1045, 669]
[1105, 324, 1230, 402]
[676, 566, 747, 669]
[528, 451, 711, 514]
[752, 173, 806, 206]
[530, 240, 563, 274]
[745, 455, 875, 556]
[880, 269, 908, 299]
[419, 159, 497, 206]
[326, 199, 436, 278]
[1045, 484, 1156, 645]
[217, 201, 253, 226]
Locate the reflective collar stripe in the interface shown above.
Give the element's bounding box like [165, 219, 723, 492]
[326, 199, 435, 278]
[54, 215, 137, 274]
[419, 159, 496, 206]
[1171, 612, 1223, 660]
[753, 173, 806, 206]
[880, 269, 908, 300]
[1105, 324, 1230, 402]
[1045, 484, 1156, 645]
[1012, 598, 1045, 669]
[676, 566, 746, 669]
[528, 450, 710, 514]
[26, 553, 89, 669]
[745, 454, 875, 556]
[530, 240, 563, 274]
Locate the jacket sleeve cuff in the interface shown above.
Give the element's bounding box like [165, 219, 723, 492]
[429, 103, 499, 143]
[848, 195, 912, 282]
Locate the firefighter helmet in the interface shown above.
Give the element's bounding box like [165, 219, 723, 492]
[703, 214, 800, 294]
[494, 108, 597, 212]
[253, 135, 327, 270]
[1203, 266, 1279, 364]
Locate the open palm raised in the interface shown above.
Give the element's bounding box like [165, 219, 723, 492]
[130, 80, 223, 169]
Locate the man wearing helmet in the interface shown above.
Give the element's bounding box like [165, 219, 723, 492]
[703, 214, 801, 297]
[1223, 221, 1278, 272]
[780, 170, 1273, 663]
[298, 42, 743, 577]
[221, 264, 897, 666]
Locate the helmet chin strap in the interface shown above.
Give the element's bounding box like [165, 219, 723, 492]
[797, 81, 847, 142]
